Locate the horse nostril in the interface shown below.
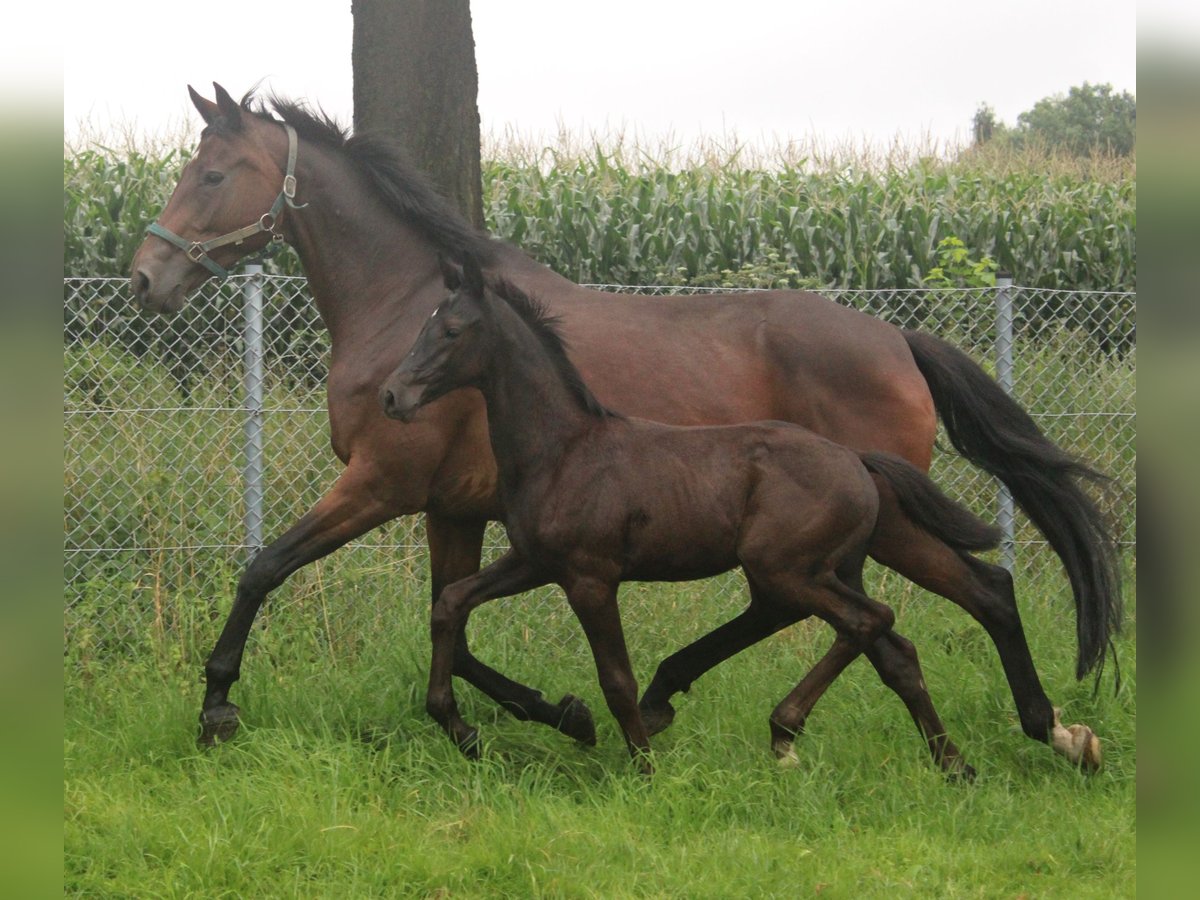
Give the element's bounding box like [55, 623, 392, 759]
[380, 388, 395, 413]
[133, 269, 151, 299]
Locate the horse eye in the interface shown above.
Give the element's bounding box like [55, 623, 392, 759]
[202, 170, 225, 186]
[444, 324, 461, 339]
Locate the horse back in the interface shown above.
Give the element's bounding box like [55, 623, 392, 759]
[552, 286, 936, 466]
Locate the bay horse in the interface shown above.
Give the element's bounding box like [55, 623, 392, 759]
[381, 256, 1003, 775]
[129, 84, 1114, 770]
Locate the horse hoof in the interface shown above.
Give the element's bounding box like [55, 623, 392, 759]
[455, 727, 482, 760]
[945, 760, 978, 784]
[1051, 710, 1102, 772]
[197, 703, 240, 748]
[1064, 724, 1102, 773]
[773, 739, 800, 768]
[640, 701, 676, 737]
[557, 694, 597, 746]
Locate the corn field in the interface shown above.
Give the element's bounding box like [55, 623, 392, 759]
[65, 141, 1135, 295]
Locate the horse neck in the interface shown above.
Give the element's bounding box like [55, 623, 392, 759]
[280, 145, 440, 345]
[478, 301, 600, 493]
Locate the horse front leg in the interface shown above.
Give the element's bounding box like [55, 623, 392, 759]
[425, 550, 550, 756]
[425, 513, 596, 744]
[199, 466, 394, 746]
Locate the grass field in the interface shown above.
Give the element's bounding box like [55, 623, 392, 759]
[64, 559, 1136, 898]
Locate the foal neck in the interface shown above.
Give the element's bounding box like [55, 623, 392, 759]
[479, 295, 608, 488]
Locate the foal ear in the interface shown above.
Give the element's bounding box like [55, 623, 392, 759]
[188, 85, 220, 125]
[462, 254, 485, 297]
[439, 254, 463, 291]
[213, 82, 243, 129]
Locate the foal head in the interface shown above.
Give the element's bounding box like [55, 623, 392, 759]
[380, 255, 491, 422]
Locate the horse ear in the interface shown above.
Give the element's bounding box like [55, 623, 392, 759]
[439, 254, 462, 291]
[188, 85, 220, 125]
[213, 82, 243, 128]
[462, 254, 485, 297]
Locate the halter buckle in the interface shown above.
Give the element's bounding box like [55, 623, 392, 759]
[187, 242, 208, 263]
[283, 173, 298, 199]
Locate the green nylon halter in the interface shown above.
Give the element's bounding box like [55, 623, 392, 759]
[146, 123, 307, 278]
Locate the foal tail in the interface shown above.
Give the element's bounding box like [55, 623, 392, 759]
[859, 452, 1002, 554]
[902, 329, 1122, 680]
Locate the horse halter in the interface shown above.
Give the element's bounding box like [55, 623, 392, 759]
[146, 123, 307, 279]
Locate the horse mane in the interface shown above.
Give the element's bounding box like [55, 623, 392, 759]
[487, 278, 622, 421]
[234, 90, 496, 266]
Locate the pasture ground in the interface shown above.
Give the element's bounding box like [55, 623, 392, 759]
[65, 563, 1135, 898]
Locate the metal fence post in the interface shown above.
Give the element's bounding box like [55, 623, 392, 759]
[994, 272, 1015, 572]
[242, 264, 266, 560]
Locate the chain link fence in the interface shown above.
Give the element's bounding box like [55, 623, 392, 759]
[64, 275, 1135, 663]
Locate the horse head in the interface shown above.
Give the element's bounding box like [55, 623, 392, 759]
[130, 83, 299, 314]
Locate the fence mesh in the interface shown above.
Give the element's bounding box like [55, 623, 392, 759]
[64, 276, 1135, 663]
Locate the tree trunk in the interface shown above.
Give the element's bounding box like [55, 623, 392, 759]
[351, 0, 484, 229]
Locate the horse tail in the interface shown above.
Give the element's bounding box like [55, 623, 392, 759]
[902, 329, 1122, 680]
[859, 451, 1002, 553]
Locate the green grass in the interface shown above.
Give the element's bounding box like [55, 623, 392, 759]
[65, 565, 1136, 898]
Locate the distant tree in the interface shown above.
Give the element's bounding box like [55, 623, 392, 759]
[351, 0, 485, 227]
[971, 83, 1135, 156]
[1017, 82, 1135, 156]
[972, 103, 999, 147]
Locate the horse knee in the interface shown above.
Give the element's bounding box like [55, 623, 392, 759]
[237, 548, 287, 599]
[854, 602, 895, 646]
[432, 582, 471, 634]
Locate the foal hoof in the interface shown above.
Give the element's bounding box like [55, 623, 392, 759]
[639, 700, 677, 738]
[197, 703, 241, 748]
[556, 694, 597, 746]
[945, 759, 978, 784]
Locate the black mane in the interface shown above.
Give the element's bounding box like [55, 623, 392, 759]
[239, 90, 496, 266]
[487, 278, 622, 421]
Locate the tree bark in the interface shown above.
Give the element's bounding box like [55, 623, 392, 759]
[351, 0, 485, 228]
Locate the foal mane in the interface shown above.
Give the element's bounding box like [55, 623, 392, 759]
[230, 90, 496, 266]
[487, 278, 622, 421]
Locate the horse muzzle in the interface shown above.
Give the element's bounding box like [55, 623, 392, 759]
[379, 383, 424, 423]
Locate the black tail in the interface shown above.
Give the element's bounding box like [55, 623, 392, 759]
[903, 330, 1122, 680]
[860, 451, 1002, 553]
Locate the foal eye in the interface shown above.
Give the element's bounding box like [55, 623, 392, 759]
[444, 325, 461, 338]
[202, 170, 225, 186]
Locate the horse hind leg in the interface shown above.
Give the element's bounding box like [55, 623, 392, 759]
[864, 630, 975, 781]
[869, 504, 1102, 771]
[766, 575, 896, 766]
[426, 514, 596, 745]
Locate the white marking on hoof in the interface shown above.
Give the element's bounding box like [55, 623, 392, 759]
[773, 740, 800, 768]
[1051, 708, 1102, 772]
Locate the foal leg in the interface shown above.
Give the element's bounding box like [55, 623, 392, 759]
[864, 630, 975, 780]
[869, 501, 1101, 771]
[565, 577, 653, 774]
[767, 577, 896, 765]
[199, 466, 395, 746]
[639, 584, 797, 736]
[426, 550, 549, 756]
[426, 514, 596, 744]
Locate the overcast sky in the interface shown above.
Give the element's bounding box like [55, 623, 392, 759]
[61, 1, 1138, 152]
